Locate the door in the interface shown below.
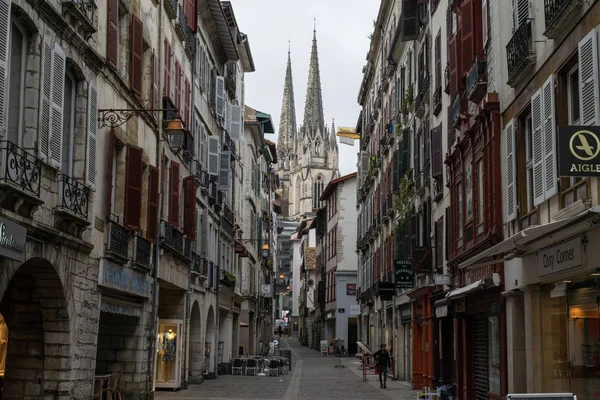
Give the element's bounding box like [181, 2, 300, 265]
[473, 317, 488, 400]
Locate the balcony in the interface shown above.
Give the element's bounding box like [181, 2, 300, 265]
[544, 0, 582, 39]
[159, 220, 187, 260]
[54, 174, 91, 237]
[184, 25, 196, 58]
[506, 21, 536, 87]
[0, 141, 43, 216]
[191, 254, 208, 279]
[451, 92, 463, 128]
[162, 96, 177, 122]
[223, 204, 234, 225]
[193, 161, 203, 185]
[432, 86, 442, 116]
[62, 0, 97, 39]
[174, 5, 187, 41]
[466, 55, 487, 104]
[415, 73, 430, 118]
[220, 270, 236, 289]
[222, 131, 236, 157]
[132, 234, 152, 272]
[164, 0, 177, 20]
[200, 170, 210, 195]
[105, 220, 129, 264]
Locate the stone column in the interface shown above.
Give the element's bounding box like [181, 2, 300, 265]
[504, 291, 527, 393]
[524, 285, 542, 392]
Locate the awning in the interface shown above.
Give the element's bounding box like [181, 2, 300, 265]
[100, 297, 142, 318]
[356, 341, 373, 355]
[239, 322, 250, 327]
[446, 279, 485, 299]
[458, 206, 600, 270]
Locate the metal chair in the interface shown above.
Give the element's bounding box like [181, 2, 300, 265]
[245, 358, 258, 376]
[232, 358, 244, 375]
[268, 359, 279, 377]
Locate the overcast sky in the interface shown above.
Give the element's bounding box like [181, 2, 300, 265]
[230, 0, 380, 176]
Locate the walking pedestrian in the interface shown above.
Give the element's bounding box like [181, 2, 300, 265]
[277, 325, 283, 338]
[373, 343, 392, 389]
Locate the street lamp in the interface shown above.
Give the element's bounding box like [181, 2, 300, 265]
[279, 274, 284, 279]
[261, 243, 270, 259]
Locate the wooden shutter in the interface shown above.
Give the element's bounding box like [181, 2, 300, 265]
[169, 161, 180, 228]
[195, 205, 201, 253]
[49, 42, 66, 169]
[579, 29, 600, 127]
[184, 77, 190, 127]
[200, 209, 208, 256]
[107, 0, 118, 68]
[106, 128, 115, 218]
[431, 124, 442, 178]
[174, 60, 181, 111]
[163, 38, 171, 97]
[228, 103, 242, 140]
[207, 135, 220, 175]
[86, 80, 98, 189]
[505, 119, 517, 222]
[218, 150, 231, 190]
[461, 0, 474, 76]
[435, 217, 443, 272]
[38, 38, 53, 162]
[183, 176, 197, 240]
[199, 124, 206, 166]
[215, 75, 225, 118]
[531, 88, 545, 206]
[542, 75, 557, 200]
[151, 50, 158, 119]
[401, 0, 419, 41]
[130, 14, 143, 96]
[448, 36, 457, 99]
[445, 206, 452, 260]
[125, 145, 143, 230]
[435, 31, 441, 88]
[185, 0, 196, 31]
[0, 0, 9, 135]
[147, 166, 159, 242]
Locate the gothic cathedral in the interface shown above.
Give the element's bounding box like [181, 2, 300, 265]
[276, 29, 339, 220]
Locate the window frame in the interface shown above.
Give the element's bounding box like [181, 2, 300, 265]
[6, 20, 28, 147]
[62, 69, 77, 176]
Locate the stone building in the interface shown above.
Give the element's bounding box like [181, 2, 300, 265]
[276, 31, 339, 221]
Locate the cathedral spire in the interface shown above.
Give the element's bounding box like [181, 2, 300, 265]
[278, 45, 297, 152]
[302, 28, 325, 134]
[330, 118, 337, 149]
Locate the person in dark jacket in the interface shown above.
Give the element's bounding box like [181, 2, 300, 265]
[373, 343, 392, 388]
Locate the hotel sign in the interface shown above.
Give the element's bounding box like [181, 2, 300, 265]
[0, 217, 26, 262]
[538, 237, 582, 278]
[558, 126, 600, 176]
[98, 259, 151, 298]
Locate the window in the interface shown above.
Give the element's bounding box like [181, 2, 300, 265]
[524, 113, 534, 213]
[61, 70, 76, 175]
[457, 181, 463, 245]
[6, 21, 26, 146]
[477, 159, 484, 234]
[465, 156, 473, 222]
[482, 0, 489, 46]
[488, 316, 500, 394]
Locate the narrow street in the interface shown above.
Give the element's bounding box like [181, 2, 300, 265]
[155, 337, 418, 400]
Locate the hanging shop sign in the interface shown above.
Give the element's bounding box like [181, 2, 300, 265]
[98, 259, 152, 298]
[377, 281, 396, 300]
[412, 247, 432, 273]
[558, 126, 600, 176]
[434, 274, 452, 286]
[346, 283, 356, 296]
[0, 217, 26, 262]
[395, 259, 414, 289]
[537, 237, 582, 278]
[261, 284, 272, 297]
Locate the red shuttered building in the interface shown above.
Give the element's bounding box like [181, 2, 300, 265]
[446, 1, 507, 400]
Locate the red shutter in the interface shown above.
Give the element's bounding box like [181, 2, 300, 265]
[184, 77, 190, 127]
[185, 0, 196, 31]
[125, 145, 143, 230]
[461, 0, 474, 77]
[130, 14, 143, 96]
[169, 161, 180, 228]
[183, 176, 197, 240]
[147, 166, 159, 242]
[106, 128, 115, 218]
[163, 39, 171, 97]
[175, 60, 181, 111]
[449, 36, 457, 99]
[160, 151, 167, 218]
[107, 0, 118, 68]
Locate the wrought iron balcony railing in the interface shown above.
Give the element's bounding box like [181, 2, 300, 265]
[57, 174, 90, 220]
[451, 92, 462, 128]
[466, 55, 487, 103]
[160, 219, 184, 256]
[106, 220, 129, 264]
[0, 140, 42, 200]
[506, 21, 535, 86]
[133, 234, 152, 271]
[164, 0, 177, 19]
[174, 5, 187, 41]
[544, 0, 582, 39]
[200, 170, 210, 193]
[215, 190, 223, 212]
[433, 86, 442, 116]
[184, 26, 196, 58]
[223, 204, 234, 224]
[209, 182, 217, 204]
[62, 0, 98, 36]
[192, 253, 208, 277]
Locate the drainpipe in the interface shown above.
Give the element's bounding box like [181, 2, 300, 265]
[148, 0, 165, 393]
[215, 210, 222, 377]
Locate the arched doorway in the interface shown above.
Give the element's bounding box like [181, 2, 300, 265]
[205, 306, 215, 377]
[0, 259, 71, 399]
[189, 301, 202, 383]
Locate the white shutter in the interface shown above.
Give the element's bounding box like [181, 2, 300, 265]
[215, 75, 225, 118]
[228, 103, 242, 140]
[207, 135, 219, 175]
[200, 209, 208, 256]
[578, 28, 600, 127]
[200, 124, 206, 167]
[153, 54, 159, 120]
[513, 0, 530, 30]
[38, 38, 53, 162]
[195, 204, 201, 253]
[218, 150, 231, 191]
[531, 88, 545, 207]
[49, 42, 65, 169]
[505, 119, 517, 222]
[0, 0, 10, 135]
[85, 80, 98, 189]
[542, 75, 557, 200]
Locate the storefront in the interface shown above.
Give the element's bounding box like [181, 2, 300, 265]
[395, 302, 412, 382]
[409, 286, 434, 390]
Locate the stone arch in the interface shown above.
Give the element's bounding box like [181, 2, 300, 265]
[189, 301, 203, 383]
[0, 258, 72, 399]
[205, 306, 215, 375]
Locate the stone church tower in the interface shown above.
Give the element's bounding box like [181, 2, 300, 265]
[277, 29, 339, 220]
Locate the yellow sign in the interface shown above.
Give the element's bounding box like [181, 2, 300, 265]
[336, 126, 359, 139]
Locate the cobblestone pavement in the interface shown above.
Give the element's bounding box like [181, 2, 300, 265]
[154, 337, 419, 400]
